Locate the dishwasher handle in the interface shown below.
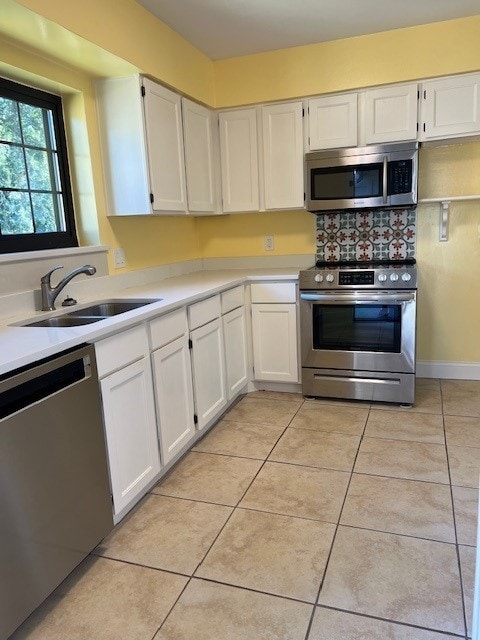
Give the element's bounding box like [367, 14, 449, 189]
[0, 346, 93, 420]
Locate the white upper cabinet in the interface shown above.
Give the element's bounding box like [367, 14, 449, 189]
[262, 102, 304, 210]
[142, 79, 187, 213]
[219, 108, 259, 212]
[95, 75, 151, 216]
[308, 93, 358, 150]
[182, 98, 217, 213]
[96, 75, 218, 216]
[420, 73, 480, 141]
[363, 84, 418, 144]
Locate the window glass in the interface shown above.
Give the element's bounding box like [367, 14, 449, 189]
[0, 78, 77, 253]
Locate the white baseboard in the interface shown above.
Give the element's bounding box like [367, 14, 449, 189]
[417, 360, 480, 380]
[247, 380, 303, 393]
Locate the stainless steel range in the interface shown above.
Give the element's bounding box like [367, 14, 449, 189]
[299, 259, 417, 404]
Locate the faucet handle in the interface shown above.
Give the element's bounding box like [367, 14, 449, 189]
[41, 265, 64, 284]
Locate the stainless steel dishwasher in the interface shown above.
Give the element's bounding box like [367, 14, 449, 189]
[0, 344, 113, 640]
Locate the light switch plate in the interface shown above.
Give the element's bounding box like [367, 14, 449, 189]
[113, 247, 126, 269]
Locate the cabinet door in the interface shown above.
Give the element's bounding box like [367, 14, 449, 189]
[152, 336, 195, 465]
[364, 84, 418, 144]
[252, 304, 298, 383]
[182, 98, 216, 212]
[100, 358, 161, 515]
[190, 318, 228, 430]
[223, 306, 248, 400]
[308, 93, 357, 150]
[142, 78, 187, 212]
[262, 102, 304, 210]
[422, 73, 480, 140]
[219, 108, 259, 212]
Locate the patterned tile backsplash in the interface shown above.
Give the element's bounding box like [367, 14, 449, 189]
[315, 209, 416, 262]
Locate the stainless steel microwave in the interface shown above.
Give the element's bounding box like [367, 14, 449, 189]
[305, 142, 418, 212]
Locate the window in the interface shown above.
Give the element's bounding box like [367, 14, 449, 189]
[0, 78, 78, 253]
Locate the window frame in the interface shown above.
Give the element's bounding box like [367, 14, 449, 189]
[0, 77, 78, 254]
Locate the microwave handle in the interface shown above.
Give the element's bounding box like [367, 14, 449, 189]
[382, 156, 388, 204]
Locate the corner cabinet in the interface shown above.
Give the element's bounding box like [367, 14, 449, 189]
[219, 108, 259, 212]
[420, 73, 480, 141]
[218, 102, 305, 213]
[95, 75, 218, 216]
[182, 97, 218, 213]
[262, 102, 305, 210]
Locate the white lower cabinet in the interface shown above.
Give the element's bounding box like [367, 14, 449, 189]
[100, 357, 161, 515]
[151, 336, 195, 465]
[251, 303, 298, 383]
[223, 306, 248, 400]
[190, 317, 228, 430]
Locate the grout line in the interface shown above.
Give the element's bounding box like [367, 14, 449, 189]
[153, 397, 308, 637]
[315, 603, 466, 638]
[302, 403, 372, 640]
[441, 383, 470, 640]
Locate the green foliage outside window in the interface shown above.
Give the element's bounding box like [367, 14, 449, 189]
[0, 78, 77, 253]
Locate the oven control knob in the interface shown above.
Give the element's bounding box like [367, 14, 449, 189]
[325, 274, 334, 283]
[378, 274, 387, 282]
[314, 274, 324, 283]
[390, 273, 399, 282]
[402, 273, 412, 282]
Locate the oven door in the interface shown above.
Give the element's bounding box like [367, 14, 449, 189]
[300, 291, 416, 374]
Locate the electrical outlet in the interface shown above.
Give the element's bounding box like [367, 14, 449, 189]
[113, 247, 126, 269]
[264, 235, 274, 251]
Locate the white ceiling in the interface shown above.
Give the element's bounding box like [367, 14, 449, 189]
[135, 0, 480, 60]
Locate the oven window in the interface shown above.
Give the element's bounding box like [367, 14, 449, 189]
[311, 164, 383, 200]
[312, 304, 401, 352]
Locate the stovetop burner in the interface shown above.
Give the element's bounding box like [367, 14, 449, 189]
[315, 258, 416, 268]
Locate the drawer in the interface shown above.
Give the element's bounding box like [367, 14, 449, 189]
[188, 295, 221, 330]
[221, 285, 245, 314]
[95, 324, 148, 378]
[250, 282, 297, 303]
[149, 308, 188, 351]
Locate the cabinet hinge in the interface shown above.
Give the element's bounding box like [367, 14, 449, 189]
[149, 193, 154, 204]
[423, 90, 426, 100]
[110, 494, 114, 506]
[188, 338, 193, 349]
[417, 90, 420, 100]
[141, 85, 146, 97]
[302, 108, 305, 117]
[416, 122, 419, 132]
[304, 192, 306, 201]
[423, 123, 426, 133]
[193, 414, 198, 425]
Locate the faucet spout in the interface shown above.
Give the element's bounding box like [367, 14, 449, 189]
[40, 264, 97, 311]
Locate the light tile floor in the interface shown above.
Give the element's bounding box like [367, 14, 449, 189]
[11, 379, 480, 640]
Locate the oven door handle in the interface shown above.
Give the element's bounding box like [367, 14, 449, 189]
[299, 292, 415, 304]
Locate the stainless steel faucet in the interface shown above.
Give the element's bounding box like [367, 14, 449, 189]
[40, 264, 97, 311]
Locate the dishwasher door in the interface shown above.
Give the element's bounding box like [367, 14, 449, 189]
[0, 344, 113, 640]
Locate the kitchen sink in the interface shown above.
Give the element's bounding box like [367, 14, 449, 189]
[67, 299, 162, 318]
[15, 298, 162, 328]
[25, 316, 103, 328]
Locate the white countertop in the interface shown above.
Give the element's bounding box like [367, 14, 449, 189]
[0, 268, 300, 376]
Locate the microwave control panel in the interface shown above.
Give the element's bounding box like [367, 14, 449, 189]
[388, 160, 412, 195]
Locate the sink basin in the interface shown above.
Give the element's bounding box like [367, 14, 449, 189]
[24, 316, 103, 328]
[68, 299, 161, 318]
[15, 298, 162, 328]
